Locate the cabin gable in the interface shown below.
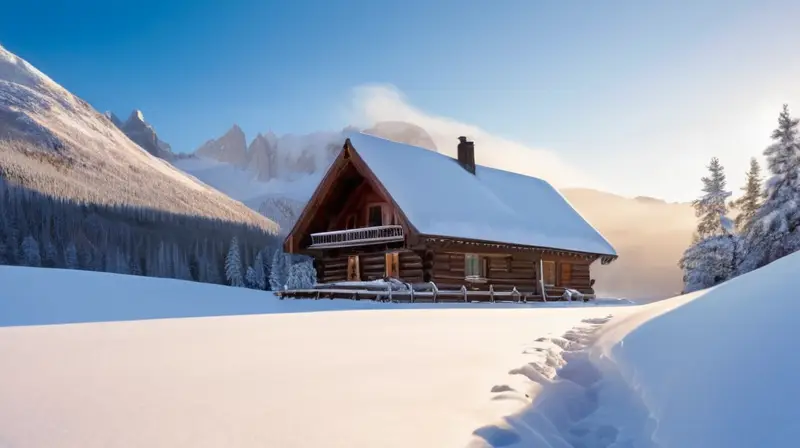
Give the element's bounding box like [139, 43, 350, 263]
[284, 139, 418, 254]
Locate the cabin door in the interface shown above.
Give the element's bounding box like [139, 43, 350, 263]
[347, 255, 361, 281]
[385, 252, 400, 278]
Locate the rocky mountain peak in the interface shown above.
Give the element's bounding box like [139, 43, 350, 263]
[127, 109, 146, 125]
[106, 109, 174, 160]
[104, 111, 122, 128]
[195, 124, 249, 167]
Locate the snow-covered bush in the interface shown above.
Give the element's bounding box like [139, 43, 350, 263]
[285, 260, 317, 290]
[561, 289, 585, 302]
[269, 248, 290, 291]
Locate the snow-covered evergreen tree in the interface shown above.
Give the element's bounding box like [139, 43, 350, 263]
[692, 157, 730, 240]
[259, 247, 271, 285]
[248, 250, 267, 290]
[130, 256, 143, 276]
[679, 234, 739, 293]
[286, 260, 317, 289]
[269, 248, 289, 291]
[730, 157, 763, 233]
[20, 235, 41, 267]
[43, 240, 59, 268]
[225, 236, 244, 287]
[64, 242, 78, 269]
[680, 159, 736, 292]
[245, 266, 258, 289]
[740, 104, 800, 272]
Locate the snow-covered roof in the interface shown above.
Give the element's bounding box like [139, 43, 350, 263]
[347, 132, 617, 257]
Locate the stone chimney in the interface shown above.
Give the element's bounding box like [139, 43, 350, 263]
[457, 136, 476, 174]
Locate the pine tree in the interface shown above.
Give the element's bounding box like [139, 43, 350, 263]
[692, 157, 730, 240]
[64, 242, 79, 269]
[740, 104, 800, 272]
[245, 266, 258, 289]
[286, 260, 317, 289]
[680, 159, 736, 292]
[20, 235, 41, 267]
[225, 236, 244, 287]
[679, 234, 739, 293]
[250, 250, 267, 290]
[43, 240, 59, 268]
[269, 248, 289, 291]
[730, 157, 763, 233]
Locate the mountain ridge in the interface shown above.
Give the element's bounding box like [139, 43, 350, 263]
[0, 44, 277, 233]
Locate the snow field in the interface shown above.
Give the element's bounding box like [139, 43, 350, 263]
[0, 266, 629, 447]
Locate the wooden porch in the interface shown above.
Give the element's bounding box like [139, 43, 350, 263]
[276, 280, 595, 303]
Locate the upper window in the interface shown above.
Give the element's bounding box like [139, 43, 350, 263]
[542, 261, 556, 286]
[465, 254, 486, 278]
[367, 205, 383, 227]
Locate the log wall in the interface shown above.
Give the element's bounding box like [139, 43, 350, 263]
[318, 250, 423, 284]
[316, 249, 595, 299]
[430, 251, 595, 297]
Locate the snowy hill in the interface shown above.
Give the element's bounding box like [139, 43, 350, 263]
[0, 44, 276, 233]
[485, 248, 800, 447]
[0, 265, 631, 447]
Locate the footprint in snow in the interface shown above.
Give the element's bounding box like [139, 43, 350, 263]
[472, 424, 521, 447]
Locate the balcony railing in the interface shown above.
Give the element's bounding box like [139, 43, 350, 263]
[309, 225, 405, 249]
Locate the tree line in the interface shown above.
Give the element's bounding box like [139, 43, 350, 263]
[0, 176, 316, 291]
[680, 104, 800, 292]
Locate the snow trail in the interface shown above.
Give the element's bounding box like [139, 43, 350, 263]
[469, 315, 636, 448]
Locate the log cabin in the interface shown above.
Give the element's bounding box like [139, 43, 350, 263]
[283, 132, 617, 301]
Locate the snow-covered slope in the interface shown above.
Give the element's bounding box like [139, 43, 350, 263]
[0, 266, 631, 447]
[0, 45, 276, 232]
[489, 250, 800, 447]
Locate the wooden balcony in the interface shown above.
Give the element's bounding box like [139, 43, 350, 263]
[309, 225, 405, 249]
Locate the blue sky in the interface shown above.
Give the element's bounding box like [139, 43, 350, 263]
[2, 0, 800, 201]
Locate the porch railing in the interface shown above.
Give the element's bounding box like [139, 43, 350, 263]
[309, 225, 405, 249]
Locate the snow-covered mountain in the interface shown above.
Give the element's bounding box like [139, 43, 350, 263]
[196, 124, 249, 166]
[0, 44, 276, 233]
[108, 109, 175, 160]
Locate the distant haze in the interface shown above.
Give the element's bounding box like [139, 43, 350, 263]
[561, 188, 696, 302]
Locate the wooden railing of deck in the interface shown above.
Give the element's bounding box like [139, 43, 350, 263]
[309, 225, 405, 249]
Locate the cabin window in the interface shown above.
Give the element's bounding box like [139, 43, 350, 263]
[465, 254, 486, 278]
[367, 205, 383, 227]
[347, 255, 360, 281]
[345, 214, 357, 229]
[542, 261, 556, 286]
[385, 252, 400, 278]
[560, 263, 572, 286]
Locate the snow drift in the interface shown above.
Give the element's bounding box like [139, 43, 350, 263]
[492, 250, 800, 447]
